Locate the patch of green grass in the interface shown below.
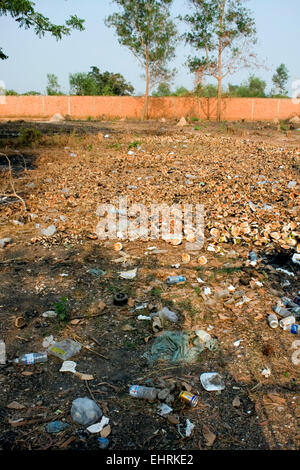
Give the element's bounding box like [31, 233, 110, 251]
[128, 140, 142, 149]
[108, 142, 121, 150]
[216, 266, 242, 274]
[194, 126, 201, 131]
[55, 296, 69, 323]
[151, 286, 162, 298]
[123, 340, 137, 349]
[87, 143, 93, 151]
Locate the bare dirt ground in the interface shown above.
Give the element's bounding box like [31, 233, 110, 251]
[0, 118, 299, 451]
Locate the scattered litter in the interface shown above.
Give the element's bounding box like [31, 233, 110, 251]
[157, 404, 173, 416]
[185, 419, 195, 437]
[203, 287, 211, 295]
[48, 339, 81, 361]
[166, 275, 186, 285]
[119, 268, 137, 279]
[42, 310, 57, 318]
[87, 416, 110, 433]
[261, 367, 271, 378]
[292, 253, 300, 265]
[200, 373, 225, 391]
[40, 225, 57, 237]
[233, 340, 241, 348]
[276, 268, 295, 277]
[87, 268, 106, 277]
[42, 335, 54, 348]
[144, 331, 215, 363]
[179, 391, 198, 407]
[71, 397, 102, 426]
[137, 315, 151, 321]
[113, 292, 128, 306]
[98, 437, 109, 449]
[0, 340, 6, 364]
[14, 352, 48, 365]
[154, 307, 178, 323]
[129, 385, 158, 400]
[0, 238, 12, 249]
[45, 421, 69, 434]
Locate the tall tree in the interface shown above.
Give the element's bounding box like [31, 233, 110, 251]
[182, 0, 257, 121]
[105, 0, 177, 119]
[272, 64, 289, 96]
[0, 0, 85, 60]
[46, 74, 63, 96]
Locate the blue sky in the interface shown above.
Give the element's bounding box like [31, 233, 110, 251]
[0, 0, 299, 95]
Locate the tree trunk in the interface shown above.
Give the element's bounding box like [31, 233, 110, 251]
[142, 62, 150, 121]
[217, 42, 222, 121]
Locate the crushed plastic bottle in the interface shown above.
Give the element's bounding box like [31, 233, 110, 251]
[71, 397, 102, 426]
[129, 385, 158, 400]
[166, 275, 186, 285]
[14, 351, 48, 365]
[249, 251, 258, 266]
[155, 307, 178, 322]
[273, 303, 292, 318]
[0, 340, 6, 365]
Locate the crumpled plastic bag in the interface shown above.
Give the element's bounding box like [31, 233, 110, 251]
[143, 331, 218, 363]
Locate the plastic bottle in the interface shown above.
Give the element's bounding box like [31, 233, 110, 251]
[288, 324, 300, 335]
[0, 340, 6, 365]
[249, 251, 258, 266]
[14, 351, 48, 365]
[279, 316, 296, 330]
[268, 314, 278, 329]
[273, 303, 292, 318]
[166, 275, 186, 285]
[129, 385, 158, 400]
[293, 296, 300, 307]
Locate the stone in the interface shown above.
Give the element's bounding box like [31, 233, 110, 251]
[50, 113, 64, 123]
[289, 115, 300, 128]
[0, 238, 12, 248]
[177, 117, 187, 127]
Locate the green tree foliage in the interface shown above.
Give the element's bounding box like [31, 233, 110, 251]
[272, 64, 289, 96]
[0, 0, 85, 60]
[46, 73, 63, 96]
[195, 83, 218, 97]
[152, 82, 172, 96]
[228, 75, 266, 97]
[5, 89, 18, 95]
[105, 0, 177, 119]
[22, 90, 41, 95]
[181, 0, 257, 120]
[69, 67, 134, 96]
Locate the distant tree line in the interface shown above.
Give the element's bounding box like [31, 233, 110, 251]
[0, 1, 292, 120]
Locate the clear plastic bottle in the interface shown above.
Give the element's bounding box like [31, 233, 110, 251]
[129, 385, 158, 400]
[0, 340, 6, 365]
[14, 351, 48, 365]
[249, 251, 258, 266]
[273, 303, 292, 318]
[288, 324, 300, 335]
[268, 314, 278, 329]
[166, 275, 186, 285]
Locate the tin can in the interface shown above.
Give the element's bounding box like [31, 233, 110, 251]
[279, 315, 296, 330]
[179, 391, 198, 407]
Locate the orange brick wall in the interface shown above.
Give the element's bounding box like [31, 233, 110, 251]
[0, 96, 299, 121]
